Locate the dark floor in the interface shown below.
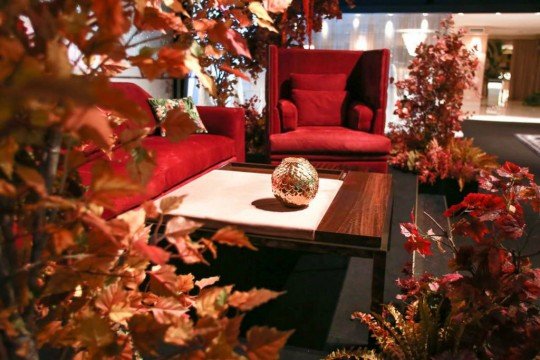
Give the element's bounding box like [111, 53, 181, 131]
[190, 119, 540, 359]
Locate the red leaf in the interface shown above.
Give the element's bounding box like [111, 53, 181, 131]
[208, 23, 251, 59]
[132, 240, 170, 265]
[211, 226, 257, 250]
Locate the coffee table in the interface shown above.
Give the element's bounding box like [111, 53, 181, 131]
[157, 163, 393, 312]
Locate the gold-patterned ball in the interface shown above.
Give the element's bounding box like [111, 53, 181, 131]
[271, 157, 319, 208]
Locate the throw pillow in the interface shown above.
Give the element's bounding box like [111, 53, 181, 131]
[148, 97, 207, 136]
[292, 89, 348, 127]
[290, 73, 347, 91]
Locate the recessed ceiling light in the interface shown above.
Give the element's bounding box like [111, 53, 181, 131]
[495, 12, 502, 15]
[422, 13, 428, 17]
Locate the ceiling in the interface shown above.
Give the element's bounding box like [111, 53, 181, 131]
[453, 13, 540, 36]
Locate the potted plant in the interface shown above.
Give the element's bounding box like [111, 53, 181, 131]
[327, 161, 540, 359]
[389, 17, 495, 204]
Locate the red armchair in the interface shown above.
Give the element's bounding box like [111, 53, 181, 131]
[267, 45, 391, 172]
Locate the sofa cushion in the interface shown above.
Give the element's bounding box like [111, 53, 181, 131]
[292, 89, 348, 127]
[278, 99, 298, 131]
[148, 97, 207, 136]
[348, 102, 374, 132]
[270, 126, 391, 155]
[78, 134, 235, 215]
[291, 73, 347, 91]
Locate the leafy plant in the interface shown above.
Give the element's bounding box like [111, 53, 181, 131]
[408, 138, 498, 190]
[389, 17, 491, 188]
[0, 0, 293, 358]
[331, 162, 540, 359]
[235, 95, 267, 156]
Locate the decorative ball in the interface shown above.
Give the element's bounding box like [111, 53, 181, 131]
[271, 157, 319, 208]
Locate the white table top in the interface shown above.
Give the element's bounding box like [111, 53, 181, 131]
[156, 169, 343, 240]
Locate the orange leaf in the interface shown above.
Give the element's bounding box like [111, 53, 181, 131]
[148, 265, 194, 297]
[95, 283, 134, 323]
[165, 216, 202, 237]
[262, 0, 293, 13]
[49, 228, 75, 255]
[195, 276, 220, 290]
[135, 6, 187, 32]
[150, 297, 189, 324]
[219, 64, 250, 81]
[246, 327, 294, 360]
[63, 107, 115, 152]
[223, 315, 244, 347]
[207, 23, 251, 59]
[132, 240, 170, 265]
[76, 313, 117, 349]
[0, 179, 16, 197]
[162, 107, 197, 142]
[0, 136, 18, 178]
[142, 201, 159, 219]
[159, 195, 186, 214]
[128, 314, 168, 356]
[228, 288, 284, 311]
[164, 316, 194, 346]
[92, 0, 129, 36]
[16, 165, 46, 196]
[211, 226, 257, 250]
[89, 160, 142, 209]
[194, 286, 233, 318]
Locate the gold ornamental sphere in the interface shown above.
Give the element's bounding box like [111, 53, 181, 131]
[271, 157, 319, 208]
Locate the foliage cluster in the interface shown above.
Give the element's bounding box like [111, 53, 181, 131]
[0, 0, 293, 358]
[330, 162, 540, 359]
[235, 95, 266, 156]
[389, 18, 495, 188]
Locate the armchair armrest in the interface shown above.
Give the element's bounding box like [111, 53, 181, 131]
[278, 99, 298, 131]
[348, 101, 375, 132]
[197, 106, 245, 162]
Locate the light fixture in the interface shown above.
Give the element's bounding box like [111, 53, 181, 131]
[495, 12, 502, 15]
[458, 12, 465, 16]
[385, 20, 394, 38]
[535, 12, 540, 15]
[422, 13, 428, 17]
[353, 16, 360, 29]
[387, 13, 394, 17]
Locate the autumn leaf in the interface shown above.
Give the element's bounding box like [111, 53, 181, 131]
[48, 228, 75, 255]
[0, 136, 18, 178]
[169, 235, 208, 265]
[220, 64, 250, 81]
[207, 23, 251, 59]
[89, 160, 142, 208]
[245, 327, 294, 360]
[46, 39, 72, 78]
[211, 226, 257, 250]
[262, 0, 293, 13]
[142, 200, 160, 219]
[195, 276, 220, 290]
[95, 283, 135, 323]
[135, 6, 187, 33]
[164, 316, 194, 346]
[63, 107, 115, 152]
[126, 146, 156, 185]
[16, 165, 46, 196]
[92, 0, 129, 37]
[228, 288, 284, 311]
[76, 313, 117, 349]
[165, 216, 202, 237]
[128, 314, 168, 356]
[150, 297, 189, 324]
[132, 240, 170, 265]
[159, 195, 186, 214]
[0, 179, 16, 197]
[162, 107, 197, 142]
[194, 286, 233, 318]
[148, 265, 194, 297]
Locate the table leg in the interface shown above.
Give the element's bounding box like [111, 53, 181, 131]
[370, 251, 387, 314]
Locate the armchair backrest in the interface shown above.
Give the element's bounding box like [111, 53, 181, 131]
[267, 45, 390, 135]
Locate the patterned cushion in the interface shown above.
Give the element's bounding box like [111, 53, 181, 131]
[148, 97, 207, 136]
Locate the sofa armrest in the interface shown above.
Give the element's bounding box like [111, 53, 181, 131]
[197, 106, 245, 162]
[348, 101, 375, 132]
[278, 99, 298, 131]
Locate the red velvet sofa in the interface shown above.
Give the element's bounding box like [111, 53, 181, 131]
[78, 82, 245, 217]
[267, 46, 391, 172]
